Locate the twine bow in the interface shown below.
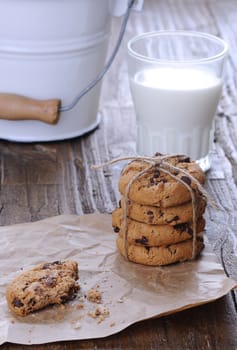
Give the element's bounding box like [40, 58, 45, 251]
[92, 154, 215, 263]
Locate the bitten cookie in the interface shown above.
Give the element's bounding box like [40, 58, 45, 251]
[112, 207, 205, 247]
[120, 195, 206, 225]
[119, 156, 205, 208]
[6, 260, 79, 316]
[116, 235, 204, 266]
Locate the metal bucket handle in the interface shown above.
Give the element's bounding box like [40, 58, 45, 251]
[0, 0, 136, 125]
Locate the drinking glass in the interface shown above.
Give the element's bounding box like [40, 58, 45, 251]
[127, 30, 228, 171]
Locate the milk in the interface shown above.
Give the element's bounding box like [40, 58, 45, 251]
[130, 67, 222, 160]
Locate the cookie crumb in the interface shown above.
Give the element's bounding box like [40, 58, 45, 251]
[87, 288, 102, 304]
[117, 297, 124, 303]
[77, 295, 85, 302]
[72, 320, 82, 329]
[88, 306, 110, 323]
[71, 314, 84, 329]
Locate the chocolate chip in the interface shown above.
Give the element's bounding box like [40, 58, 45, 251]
[167, 215, 179, 224]
[42, 263, 51, 269]
[22, 282, 29, 291]
[60, 286, 78, 303]
[153, 170, 160, 178]
[180, 176, 191, 185]
[135, 236, 149, 245]
[146, 211, 154, 223]
[60, 295, 69, 303]
[42, 261, 61, 269]
[178, 156, 191, 163]
[13, 298, 24, 308]
[51, 261, 61, 265]
[29, 298, 36, 306]
[149, 177, 155, 185]
[174, 223, 193, 235]
[174, 223, 188, 231]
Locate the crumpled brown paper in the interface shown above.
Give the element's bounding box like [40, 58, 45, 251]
[0, 214, 236, 345]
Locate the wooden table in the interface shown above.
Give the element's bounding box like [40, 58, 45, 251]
[1, 0, 237, 348]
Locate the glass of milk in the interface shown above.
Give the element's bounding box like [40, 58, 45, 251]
[127, 30, 228, 171]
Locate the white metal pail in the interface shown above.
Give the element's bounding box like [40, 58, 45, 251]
[0, 0, 128, 142]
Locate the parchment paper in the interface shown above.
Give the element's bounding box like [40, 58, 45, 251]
[0, 214, 236, 345]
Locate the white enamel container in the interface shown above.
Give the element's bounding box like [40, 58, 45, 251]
[0, 0, 128, 142]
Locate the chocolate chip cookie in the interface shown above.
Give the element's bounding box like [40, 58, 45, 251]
[112, 207, 205, 247]
[120, 194, 206, 225]
[119, 156, 205, 208]
[116, 235, 204, 266]
[6, 260, 79, 316]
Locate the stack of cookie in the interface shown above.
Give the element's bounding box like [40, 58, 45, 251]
[112, 155, 207, 266]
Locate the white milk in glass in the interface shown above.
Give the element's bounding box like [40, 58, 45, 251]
[130, 67, 222, 159]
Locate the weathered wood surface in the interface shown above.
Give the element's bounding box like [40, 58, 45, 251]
[1, 0, 237, 349]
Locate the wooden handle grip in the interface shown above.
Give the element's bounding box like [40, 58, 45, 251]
[0, 93, 61, 124]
